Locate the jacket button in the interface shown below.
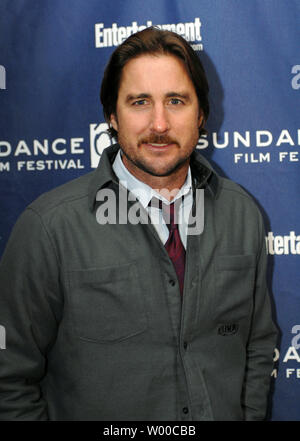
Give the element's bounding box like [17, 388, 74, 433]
[182, 407, 189, 414]
[169, 279, 176, 286]
[183, 341, 188, 350]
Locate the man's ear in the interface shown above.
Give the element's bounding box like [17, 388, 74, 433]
[110, 114, 118, 132]
[198, 110, 204, 129]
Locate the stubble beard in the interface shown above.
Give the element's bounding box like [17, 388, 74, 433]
[118, 133, 197, 178]
[120, 147, 190, 177]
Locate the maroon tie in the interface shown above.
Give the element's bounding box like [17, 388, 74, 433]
[161, 202, 186, 296]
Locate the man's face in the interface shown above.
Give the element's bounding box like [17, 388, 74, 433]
[110, 54, 203, 183]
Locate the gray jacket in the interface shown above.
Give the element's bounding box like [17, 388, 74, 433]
[0, 144, 277, 421]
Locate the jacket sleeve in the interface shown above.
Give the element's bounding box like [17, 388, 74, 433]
[0, 208, 62, 420]
[242, 212, 278, 421]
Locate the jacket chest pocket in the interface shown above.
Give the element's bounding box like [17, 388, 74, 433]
[213, 254, 256, 321]
[67, 262, 147, 343]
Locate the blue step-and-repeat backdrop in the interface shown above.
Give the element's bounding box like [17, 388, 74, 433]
[0, 0, 299, 421]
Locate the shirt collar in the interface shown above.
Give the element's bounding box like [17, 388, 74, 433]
[88, 144, 220, 211]
[112, 149, 192, 208]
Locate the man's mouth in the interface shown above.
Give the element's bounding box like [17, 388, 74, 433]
[144, 142, 175, 151]
[139, 137, 178, 150]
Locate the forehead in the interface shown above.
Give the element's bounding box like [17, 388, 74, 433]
[118, 54, 196, 96]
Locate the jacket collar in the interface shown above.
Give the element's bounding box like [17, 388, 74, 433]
[88, 143, 220, 211]
[190, 149, 220, 198]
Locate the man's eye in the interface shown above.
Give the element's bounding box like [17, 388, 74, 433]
[169, 98, 183, 105]
[133, 99, 147, 106]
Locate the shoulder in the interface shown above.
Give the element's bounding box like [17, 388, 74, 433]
[194, 151, 261, 215]
[218, 176, 259, 208]
[215, 176, 265, 238]
[27, 170, 95, 218]
[219, 176, 254, 200]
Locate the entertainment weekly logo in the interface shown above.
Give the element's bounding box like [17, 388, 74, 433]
[266, 231, 300, 256]
[94, 18, 204, 51]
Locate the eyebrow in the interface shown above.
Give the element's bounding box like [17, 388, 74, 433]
[125, 93, 150, 102]
[165, 92, 191, 100]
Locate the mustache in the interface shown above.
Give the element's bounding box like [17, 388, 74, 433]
[138, 135, 179, 146]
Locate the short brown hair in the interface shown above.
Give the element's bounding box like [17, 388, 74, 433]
[100, 26, 209, 138]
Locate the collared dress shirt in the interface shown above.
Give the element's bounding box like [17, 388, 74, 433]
[112, 149, 193, 249]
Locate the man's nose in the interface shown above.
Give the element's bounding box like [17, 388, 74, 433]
[150, 104, 169, 133]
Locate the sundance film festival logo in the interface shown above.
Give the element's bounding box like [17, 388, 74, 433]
[90, 123, 116, 168]
[272, 325, 300, 379]
[0, 65, 6, 89]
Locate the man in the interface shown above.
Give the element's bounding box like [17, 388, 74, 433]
[0, 27, 277, 421]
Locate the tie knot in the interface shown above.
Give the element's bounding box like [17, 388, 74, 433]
[162, 203, 176, 230]
[148, 198, 177, 230]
